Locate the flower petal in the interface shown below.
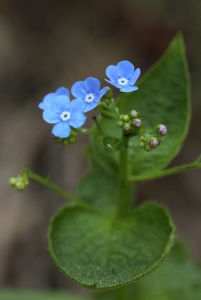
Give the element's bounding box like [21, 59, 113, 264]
[84, 77, 100, 94]
[105, 79, 122, 89]
[117, 60, 134, 78]
[52, 121, 71, 138]
[70, 98, 86, 114]
[129, 68, 141, 85]
[94, 87, 107, 102]
[43, 109, 60, 124]
[120, 85, 138, 92]
[105, 65, 118, 82]
[83, 101, 99, 112]
[69, 113, 86, 128]
[52, 95, 71, 113]
[56, 87, 70, 97]
[38, 93, 54, 110]
[71, 81, 86, 99]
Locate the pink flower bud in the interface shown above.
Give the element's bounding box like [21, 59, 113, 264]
[158, 124, 167, 135]
[150, 139, 158, 147]
[134, 118, 141, 127]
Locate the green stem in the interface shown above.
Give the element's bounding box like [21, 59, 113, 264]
[116, 135, 133, 218]
[24, 168, 92, 210]
[129, 163, 201, 182]
[76, 127, 103, 136]
[110, 98, 119, 116]
[96, 106, 118, 119]
[119, 92, 126, 114]
[26, 170, 78, 203]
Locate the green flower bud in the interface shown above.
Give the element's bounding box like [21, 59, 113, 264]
[62, 139, 70, 147]
[103, 87, 113, 100]
[130, 110, 137, 118]
[117, 120, 124, 128]
[123, 114, 130, 122]
[69, 136, 77, 144]
[124, 123, 131, 131]
[9, 177, 17, 187]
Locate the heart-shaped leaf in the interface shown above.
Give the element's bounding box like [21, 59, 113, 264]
[49, 202, 174, 289]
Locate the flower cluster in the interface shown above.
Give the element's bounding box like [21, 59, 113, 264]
[39, 79, 107, 138]
[117, 110, 141, 136]
[139, 124, 167, 152]
[9, 173, 29, 191]
[39, 61, 141, 139]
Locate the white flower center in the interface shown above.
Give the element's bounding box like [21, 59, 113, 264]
[118, 77, 129, 86]
[60, 111, 71, 121]
[85, 93, 95, 103]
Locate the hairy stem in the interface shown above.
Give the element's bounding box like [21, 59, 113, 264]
[116, 135, 133, 218]
[119, 92, 126, 114]
[129, 162, 201, 182]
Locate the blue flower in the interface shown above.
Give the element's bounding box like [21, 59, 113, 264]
[105, 60, 140, 92]
[43, 95, 86, 138]
[71, 77, 107, 112]
[38, 87, 70, 110]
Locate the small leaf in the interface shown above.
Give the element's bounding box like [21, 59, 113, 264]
[0, 289, 85, 300]
[49, 202, 174, 290]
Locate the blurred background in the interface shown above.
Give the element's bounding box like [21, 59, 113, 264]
[0, 0, 201, 296]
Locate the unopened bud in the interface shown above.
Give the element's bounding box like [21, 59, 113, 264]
[150, 138, 158, 148]
[123, 115, 129, 122]
[117, 120, 124, 128]
[130, 110, 137, 117]
[104, 87, 113, 100]
[134, 118, 141, 127]
[62, 139, 70, 146]
[9, 178, 17, 186]
[158, 124, 167, 135]
[124, 123, 130, 131]
[69, 136, 76, 144]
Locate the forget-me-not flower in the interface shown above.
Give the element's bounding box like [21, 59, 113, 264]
[105, 60, 140, 92]
[39, 87, 70, 110]
[43, 95, 86, 138]
[71, 77, 107, 112]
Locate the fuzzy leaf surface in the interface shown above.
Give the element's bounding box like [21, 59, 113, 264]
[92, 242, 201, 300]
[76, 157, 119, 214]
[49, 202, 174, 289]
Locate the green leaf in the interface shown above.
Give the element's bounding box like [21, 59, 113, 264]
[0, 289, 86, 300]
[91, 33, 190, 178]
[48, 202, 174, 290]
[76, 157, 119, 215]
[92, 242, 201, 300]
[126, 33, 190, 176]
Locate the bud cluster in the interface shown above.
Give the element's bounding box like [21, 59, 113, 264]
[139, 124, 167, 152]
[53, 130, 77, 147]
[9, 174, 29, 191]
[118, 110, 141, 136]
